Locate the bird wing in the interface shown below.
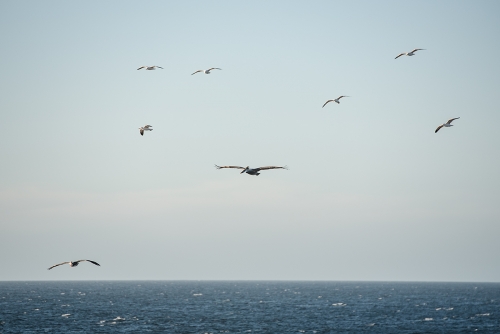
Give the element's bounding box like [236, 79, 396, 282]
[47, 262, 70, 270]
[155, 66, 164, 69]
[435, 125, 444, 133]
[255, 166, 288, 171]
[337, 95, 348, 100]
[140, 128, 144, 136]
[411, 48, 425, 53]
[322, 100, 334, 108]
[191, 70, 202, 75]
[208, 68, 221, 71]
[446, 117, 460, 124]
[143, 125, 152, 129]
[76, 260, 101, 266]
[214, 165, 245, 170]
[137, 66, 146, 70]
[395, 53, 405, 59]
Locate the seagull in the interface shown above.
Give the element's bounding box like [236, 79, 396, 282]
[137, 66, 164, 70]
[395, 48, 425, 59]
[435, 117, 460, 133]
[139, 124, 153, 136]
[48, 260, 100, 270]
[214, 165, 288, 176]
[322, 96, 349, 107]
[191, 68, 222, 75]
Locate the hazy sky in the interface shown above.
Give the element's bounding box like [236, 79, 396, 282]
[1, 1, 499, 281]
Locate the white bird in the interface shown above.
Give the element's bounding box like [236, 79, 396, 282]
[139, 124, 153, 136]
[191, 68, 222, 75]
[48, 260, 100, 270]
[322, 96, 349, 107]
[395, 48, 425, 59]
[435, 117, 460, 133]
[215, 165, 288, 176]
[137, 66, 164, 70]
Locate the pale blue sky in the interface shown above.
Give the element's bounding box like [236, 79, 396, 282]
[1, 1, 499, 281]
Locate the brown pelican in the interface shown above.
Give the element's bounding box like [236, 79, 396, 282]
[322, 96, 349, 107]
[191, 68, 222, 75]
[48, 260, 100, 270]
[137, 66, 164, 70]
[139, 124, 153, 136]
[435, 117, 460, 133]
[395, 48, 425, 59]
[215, 165, 288, 176]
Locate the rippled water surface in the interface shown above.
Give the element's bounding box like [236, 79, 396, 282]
[1, 281, 499, 333]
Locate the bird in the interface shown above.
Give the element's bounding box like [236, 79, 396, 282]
[48, 260, 100, 270]
[214, 165, 288, 176]
[395, 48, 425, 59]
[435, 117, 460, 133]
[137, 66, 163, 70]
[322, 96, 349, 107]
[191, 68, 222, 75]
[139, 125, 153, 136]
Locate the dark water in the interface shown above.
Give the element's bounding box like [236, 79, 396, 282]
[1, 281, 499, 333]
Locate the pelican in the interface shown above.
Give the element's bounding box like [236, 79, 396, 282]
[395, 48, 425, 59]
[191, 68, 222, 75]
[48, 260, 100, 270]
[137, 66, 163, 70]
[215, 165, 288, 176]
[435, 117, 460, 133]
[139, 124, 153, 136]
[322, 96, 349, 107]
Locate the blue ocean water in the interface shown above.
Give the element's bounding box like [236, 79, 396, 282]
[1, 281, 499, 333]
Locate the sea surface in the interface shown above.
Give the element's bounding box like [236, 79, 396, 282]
[1, 281, 499, 333]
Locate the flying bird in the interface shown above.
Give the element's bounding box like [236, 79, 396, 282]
[322, 96, 349, 107]
[215, 165, 288, 176]
[139, 124, 153, 136]
[435, 117, 460, 133]
[191, 68, 222, 75]
[137, 66, 163, 70]
[48, 260, 100, 270]
[395, 48, 425, 59]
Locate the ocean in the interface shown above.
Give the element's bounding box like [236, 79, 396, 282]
[1, 281, 499, 333]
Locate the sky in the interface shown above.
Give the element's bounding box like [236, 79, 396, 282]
[0, 0, 499, 282]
